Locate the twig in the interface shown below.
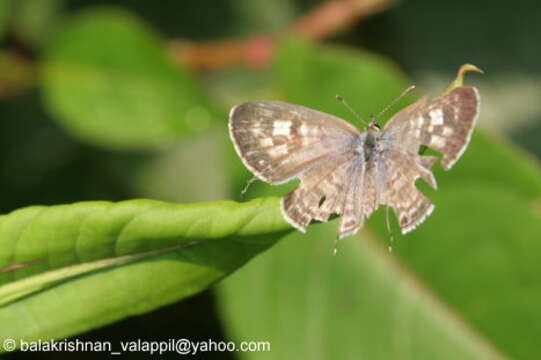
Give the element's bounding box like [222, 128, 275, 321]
[293, 0, 394, 40]
[169, 0, 395, 70]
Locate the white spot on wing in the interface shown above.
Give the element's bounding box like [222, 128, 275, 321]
[442, 127, 454, 136]
[260, 138, 273, 147]
[430, 135, 446, 148]
[273, 127, 291, 136]
[429, 109, 444, 125]
[272, 120, 292, 136]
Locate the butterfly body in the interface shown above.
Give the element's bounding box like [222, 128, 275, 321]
[229, 86, 479, 238]
[358, 128, 382, 162]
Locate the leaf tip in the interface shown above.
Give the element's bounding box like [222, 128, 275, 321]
[444, 63, 484, 94]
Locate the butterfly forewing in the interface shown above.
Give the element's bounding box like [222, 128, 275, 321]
[229, 101, 360, 184]
[383, 87, 480, 170]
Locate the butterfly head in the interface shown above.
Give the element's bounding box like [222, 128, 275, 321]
[368, 114, 381, 131]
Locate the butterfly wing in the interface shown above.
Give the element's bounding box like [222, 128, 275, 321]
[281, 151, 359, 233]
[382, 86, 480, 170]
[281, 139, 385, 237]
[380, 86, 479, 233]
[379, 148, 439, 234]
[337, 158, 380, 238]
[230, 101, 366, 233]
[229, 101, 360, 184]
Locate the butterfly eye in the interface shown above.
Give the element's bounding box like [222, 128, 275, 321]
[368, 121, 380, 131]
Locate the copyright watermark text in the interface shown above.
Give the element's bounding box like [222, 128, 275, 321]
[2, 338, 271, 355]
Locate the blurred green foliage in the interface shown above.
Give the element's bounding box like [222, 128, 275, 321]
[10, 0, 64, 48]
[0, 1, 540, 360]
[42, 9, 220, 150]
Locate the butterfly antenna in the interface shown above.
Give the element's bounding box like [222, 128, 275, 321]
[376, 85, 416, 120]
[333, 236, 339, 256]
[240, 176, 258, 198]
[386, 205, 395, 253]
[336, 95, 368, 126]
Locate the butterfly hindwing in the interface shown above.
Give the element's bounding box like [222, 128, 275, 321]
[338, 160, 382, 238]
[379, 148, 438, 234]
[281, 151, 358, 232]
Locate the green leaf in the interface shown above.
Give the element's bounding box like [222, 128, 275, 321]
[219, 225, 509, 360]
[217, 39, 541, 359]
[41, 8, 219, 150]
[0, 197, 291, 347]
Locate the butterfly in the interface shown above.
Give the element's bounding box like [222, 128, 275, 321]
[228, 82, 480, 239]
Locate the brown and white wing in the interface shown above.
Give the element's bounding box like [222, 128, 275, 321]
[382, 87, 480, 170]
[379, 148, 439, 234]
[281, 151, 358, 233]
[229, 101, 360, 184]
[338, 160, 381, 238]
[282, 152, 383, 238]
